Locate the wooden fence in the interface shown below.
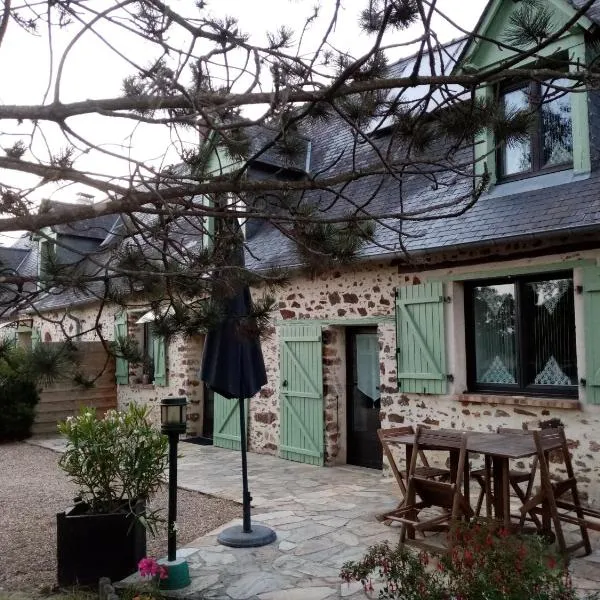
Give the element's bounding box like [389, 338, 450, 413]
[32, 341, 117, 435]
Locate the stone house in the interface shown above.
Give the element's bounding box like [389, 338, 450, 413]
[7, 0, 600, 502]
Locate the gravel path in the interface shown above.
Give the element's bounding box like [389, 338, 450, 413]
[0, 442, 240, 594]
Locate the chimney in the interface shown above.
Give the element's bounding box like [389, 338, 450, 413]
[76, 192, 95, 205]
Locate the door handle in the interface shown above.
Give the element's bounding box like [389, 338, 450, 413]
[282, 379, 288, 387]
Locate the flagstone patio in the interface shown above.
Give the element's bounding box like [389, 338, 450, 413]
[30, 437, 600, 599]
[147, 442, 400, 599]
[138, 442, 600, 599]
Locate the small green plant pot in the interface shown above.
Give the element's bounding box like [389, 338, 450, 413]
[158, 558, 191, 590]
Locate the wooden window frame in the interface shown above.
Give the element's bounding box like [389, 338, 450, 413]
[465, 271, 578, 399]
[497, 79, 573, 183]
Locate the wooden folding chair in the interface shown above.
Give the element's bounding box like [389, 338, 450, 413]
[471, 427, 541, 529]
[388, 426, 473, 552]
[520, 427, 593, 556]
[377, 426, 450, 523]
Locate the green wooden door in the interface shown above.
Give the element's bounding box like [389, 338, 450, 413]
[583, 266, 600, 404]
[114, 312, 129, 385]
[396, 281, 447, 394]
[279, 324, 324, 465]
[213, 392, 248, 450]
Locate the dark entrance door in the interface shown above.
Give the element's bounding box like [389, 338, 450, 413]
[202, 384, 214, 439]
[346, 328, 382, 469]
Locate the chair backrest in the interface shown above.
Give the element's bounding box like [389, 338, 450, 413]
[408, 425, 470, 518]
[533, 426, 566, 453]
[415, 426, 468, 450]
[497, 427, 535, 435]
[377, 425, 415, 443]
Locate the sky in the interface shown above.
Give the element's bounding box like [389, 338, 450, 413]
[0, 0, 488, 243]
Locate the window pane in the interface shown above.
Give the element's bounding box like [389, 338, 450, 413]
[523, 278, 576, 387]
[473, 284, 517, 385]
[502, 88, 532, 176]
[541, 80, 572, 169]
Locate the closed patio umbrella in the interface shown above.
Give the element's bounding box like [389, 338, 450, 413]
[201, 255, 276, 548]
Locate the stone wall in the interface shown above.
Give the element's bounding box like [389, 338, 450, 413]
[31, 305, 205, 434]
[30, 248, 600, 502]
[245, 250, 600, 503]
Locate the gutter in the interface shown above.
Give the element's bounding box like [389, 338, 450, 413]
[247, 222, 600, 276]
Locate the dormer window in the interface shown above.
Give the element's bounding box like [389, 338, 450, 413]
[499, 79, 573, 179]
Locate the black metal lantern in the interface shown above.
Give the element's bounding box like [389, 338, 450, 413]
[160, 397, 187, 434]
[157, 397, 190, 589]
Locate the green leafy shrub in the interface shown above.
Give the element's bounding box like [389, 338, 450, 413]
[0, 377, 40, 442]
[341, 520, 599, 600]
[0, 338, 78, 442]
[58, 404, 168, 531]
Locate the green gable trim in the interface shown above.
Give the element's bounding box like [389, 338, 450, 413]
[457, 0, 592, 72]
[440, 259, 593, 282]
[570, 40, 591, 175]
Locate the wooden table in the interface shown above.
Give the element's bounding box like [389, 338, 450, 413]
[385, 430, 562, 529]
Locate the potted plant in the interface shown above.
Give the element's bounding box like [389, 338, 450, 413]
[141, 355, 154, 385]
[57, 404, 168, 586]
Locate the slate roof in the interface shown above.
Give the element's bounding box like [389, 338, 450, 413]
[567, 0, 600, 25]
[0, 246, 29, 272]
[8, 0, 600, 309]
[40, 200, 119, 239]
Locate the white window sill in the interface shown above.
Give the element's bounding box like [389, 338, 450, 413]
[458, 393, 581, 411]
[484, 169, 590, 200]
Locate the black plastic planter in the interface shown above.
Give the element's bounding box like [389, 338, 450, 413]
[56, 500, 146, 587]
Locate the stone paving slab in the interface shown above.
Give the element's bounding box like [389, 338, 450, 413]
[30, 437, 600, 599]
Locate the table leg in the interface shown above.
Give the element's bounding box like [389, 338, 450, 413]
[492, 457, 510, 528]
[484, 455, 493, 518]
[405, 444, 415, 539]
[502, 459, 510, 529]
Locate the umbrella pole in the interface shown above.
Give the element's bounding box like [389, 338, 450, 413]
[239, 396, 252, 533]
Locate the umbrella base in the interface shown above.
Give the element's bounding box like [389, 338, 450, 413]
[217, 524, 276, 548]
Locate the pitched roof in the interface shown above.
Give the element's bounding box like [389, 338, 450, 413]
[39, 200, 120, 239]
[0, 246, 29, 272]
[568, 0, 600, 25]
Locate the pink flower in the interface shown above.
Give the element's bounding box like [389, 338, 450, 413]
[138, 556, 167, 580]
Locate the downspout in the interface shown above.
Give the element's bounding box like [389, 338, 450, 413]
[66, 312, 82, 337]
[305, 140, 312, 173]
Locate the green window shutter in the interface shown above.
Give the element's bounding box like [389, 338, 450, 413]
[152, 335, 167, 387]
[114, 312, 129, 385]
[395, 281, 447, 395]
[583, 266, 600, 404]
[279, 324, 324, 466]
[31, 327, 41, 348]
[213, 393, 248, 450]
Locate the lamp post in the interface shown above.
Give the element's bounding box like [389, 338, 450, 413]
[158, 397, 190, 590]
